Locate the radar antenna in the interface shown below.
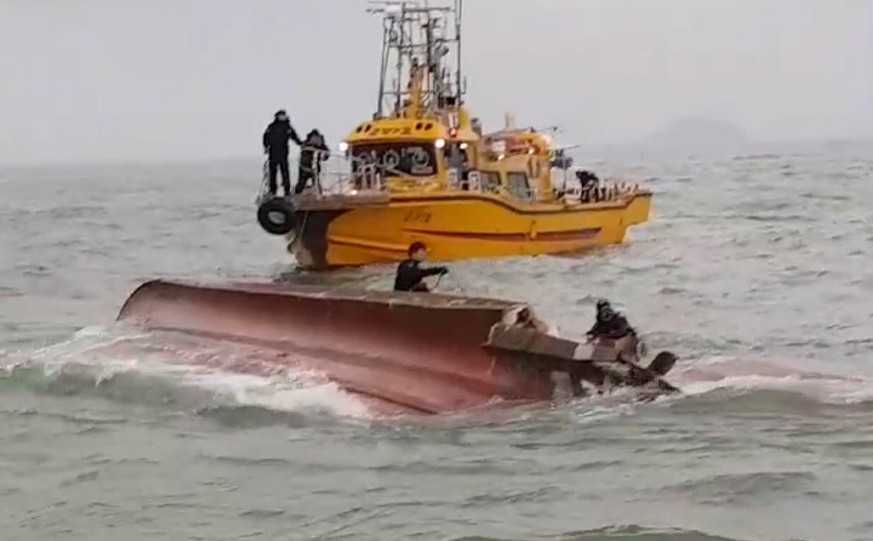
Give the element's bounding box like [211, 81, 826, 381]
[367, 0, 465, 119]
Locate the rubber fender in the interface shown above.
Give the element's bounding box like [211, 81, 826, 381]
[257, 198, 296, 235]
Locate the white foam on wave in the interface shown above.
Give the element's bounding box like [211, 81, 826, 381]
[13, 327, 873, 421]
[4, 325, 372, 419]
[555, 354, 873, 421]
[671, 355, 873, 405]
[178, 368, 370, 418]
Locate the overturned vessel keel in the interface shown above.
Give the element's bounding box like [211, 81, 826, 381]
[116, 280, 678, 414]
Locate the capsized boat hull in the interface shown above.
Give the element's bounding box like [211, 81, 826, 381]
[116, 279, 675, 414]
[287, 191, 652, 270]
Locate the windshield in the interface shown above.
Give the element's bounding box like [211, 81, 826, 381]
[350, 143, 438, 177]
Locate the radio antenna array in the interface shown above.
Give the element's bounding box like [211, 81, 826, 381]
[368, 0, 465, 118]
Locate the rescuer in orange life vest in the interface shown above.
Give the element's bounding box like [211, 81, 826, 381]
[393, 242, 449, 292]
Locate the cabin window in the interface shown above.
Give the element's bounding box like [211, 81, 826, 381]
[350, 143, 437, 178]
[445, 144, 469, 170]
[445, 144, 473, 186]
[480, 171, 501, 193]
[506, 172, 532, 200]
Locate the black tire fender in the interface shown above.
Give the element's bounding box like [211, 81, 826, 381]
[257, 198, 296, 235]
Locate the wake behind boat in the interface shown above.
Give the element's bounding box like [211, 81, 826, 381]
[116, 279, 678, 414]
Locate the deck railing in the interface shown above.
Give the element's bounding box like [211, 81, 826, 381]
[256, 150, 642, 206]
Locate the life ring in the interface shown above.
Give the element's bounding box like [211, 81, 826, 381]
[257, 198, 296, 235]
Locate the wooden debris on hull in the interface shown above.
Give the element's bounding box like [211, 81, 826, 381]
[482, 323, 680, 396]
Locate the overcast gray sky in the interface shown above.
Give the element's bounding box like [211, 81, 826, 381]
[1, 0, 871, 165]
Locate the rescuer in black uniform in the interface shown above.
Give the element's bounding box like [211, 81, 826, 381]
[586, 299, 639, 362]
[393, 242, 448, 292]
[587, 300, 635, 341]
[262, 109, 303, 196]
[296, 129, 330, 194]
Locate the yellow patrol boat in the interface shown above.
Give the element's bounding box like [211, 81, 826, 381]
[255, 0, 652, 270]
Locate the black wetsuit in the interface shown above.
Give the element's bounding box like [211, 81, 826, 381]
[587, 313, 635, 340]
[393, 259, 447, 292]
[296, 136, 330, 194]
[577, 171, 600, 203]
[263, 119, 302, 196]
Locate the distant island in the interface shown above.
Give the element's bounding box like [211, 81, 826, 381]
[642, 117, 749, 151]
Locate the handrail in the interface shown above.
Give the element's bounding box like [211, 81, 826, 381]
[255, 150, 642, 206]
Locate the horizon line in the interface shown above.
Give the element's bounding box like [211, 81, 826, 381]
[1, 135, 871, 170]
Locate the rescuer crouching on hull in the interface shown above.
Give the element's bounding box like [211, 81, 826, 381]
[393, 242, 448, 292]
[586, 299, 640, 363]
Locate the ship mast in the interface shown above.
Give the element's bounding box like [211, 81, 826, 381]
[367, 0, 465, 119]
[455, 0, 463, 106]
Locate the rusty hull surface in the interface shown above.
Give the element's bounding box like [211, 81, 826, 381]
[117, 279, 554, 414]
[116, 280, 676, 414]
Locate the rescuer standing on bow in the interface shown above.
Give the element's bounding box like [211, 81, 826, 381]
[296, 129, 330, 195]
[393, 242, 448, 292]
[262, 109, 303, 197]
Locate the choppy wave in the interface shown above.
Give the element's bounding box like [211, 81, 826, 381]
[453, 525, 749, 541]
[1, 325, 371, 421]
[5, 323, 873, 430]
[672, 356, 873, 406]
[4, 151, 873, 540]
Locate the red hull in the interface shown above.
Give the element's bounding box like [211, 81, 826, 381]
[116, 280, 555, 414]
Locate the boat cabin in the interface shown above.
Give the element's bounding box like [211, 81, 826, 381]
[307, 2, 562, 205]
[340, 105, 557, 203]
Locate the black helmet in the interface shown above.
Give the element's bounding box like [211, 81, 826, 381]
[596, 299, 611, 311]
[274, 109, 287, 118]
